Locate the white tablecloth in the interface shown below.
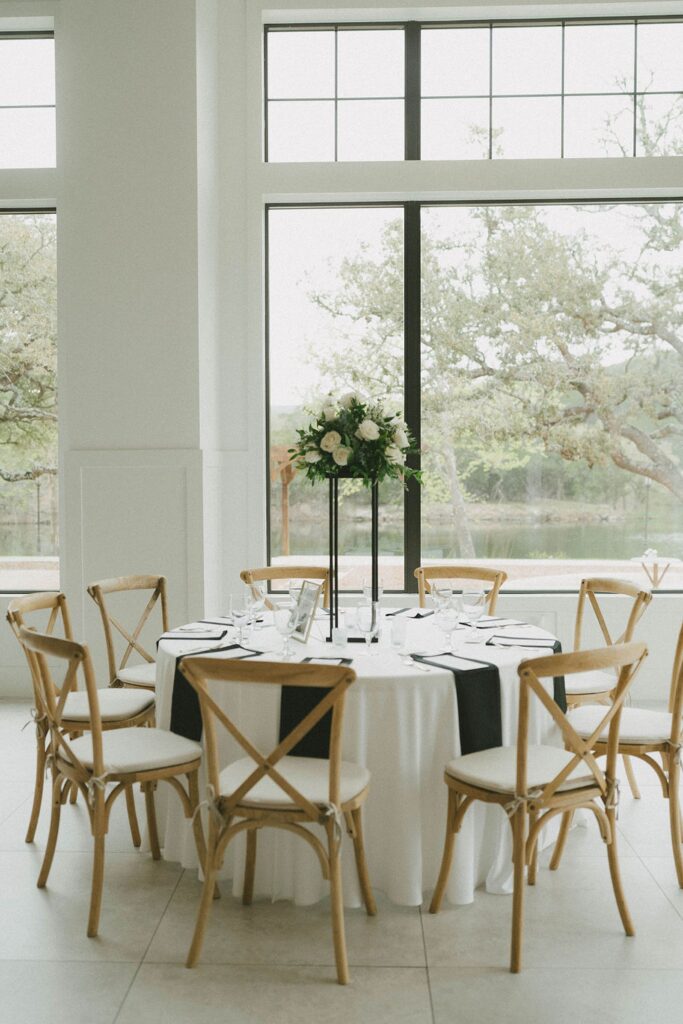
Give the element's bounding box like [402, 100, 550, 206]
[153, 614, 562, 907]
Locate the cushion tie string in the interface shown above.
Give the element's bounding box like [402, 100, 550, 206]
[192, 784, 226, 829]
[23, 707, 48, 740]
[319, 802, 344, 845]
[504, 787, 544, 819]
[605, 776, 620, 819]
[668, 741, 683, 769]
[87, 773, 109, 804]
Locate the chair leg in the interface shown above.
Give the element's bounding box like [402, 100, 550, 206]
[143, 783, 160, 860]
[187, 771, 220, 901]
[242, 829, 257, 906]
[328, 825, 350, 985]
[549, 809, 573, 871]
[26, 734, 47, 844]
[623, 755, 641, 800]
[668, 760, 683, 887]
[37, 776, 64, 888]
[125, 784, 142, 849]
[527, 809, 538, 886]
[606, 808, 635, 936]
[87, 832, 106, 937]
[430, 788, 458, 914]
[349, 808, 376, 916]
[510, 807, 527, 973]
[186, 859, 218, 968]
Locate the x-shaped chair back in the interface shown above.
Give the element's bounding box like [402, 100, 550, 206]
[240, 566, 330, 611]
[7, 592, 74, 714]
[87, 575, 169, 685]
[414, 565, 507, 612]
[574, 578, 651, 654]
[667, 622, 683, 745]
[516, 642, 647, 806]
[18, 626, 104, 786]
[179, 658, 355, 822]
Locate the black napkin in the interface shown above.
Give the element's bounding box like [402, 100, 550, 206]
[278, 656, 352, 759]
[170, 644, 260, 740]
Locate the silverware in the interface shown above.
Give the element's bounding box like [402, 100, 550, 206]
[402, 656, 431, 672]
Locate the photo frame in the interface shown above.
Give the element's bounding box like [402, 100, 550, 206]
[292, 580, 323, 643]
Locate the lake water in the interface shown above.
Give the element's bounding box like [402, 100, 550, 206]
[275, 518, 683, 561]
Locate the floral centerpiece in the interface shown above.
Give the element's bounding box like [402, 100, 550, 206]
[289, 392, 420, 485]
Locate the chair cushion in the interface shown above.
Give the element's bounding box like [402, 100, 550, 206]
[445, 744, 596, 795]
[564, 668, 615, 696]
[66, 727, 202, 773]
[116, 662, 156, 688]
[63, 688, 154, 723]
[569, 705, 674, 745]
[218, 755, 370, 809]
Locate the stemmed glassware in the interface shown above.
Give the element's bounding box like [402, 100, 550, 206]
[434, 603, 459, 654]
[232, 596, 251, 645]
[247, 581, 267, 630]
[356, 599, 379, 655]
[273, 600, 297, 660]
[461, 590, 486, 644]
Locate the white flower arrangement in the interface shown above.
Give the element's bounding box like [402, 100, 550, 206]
[290, 393, 420, 485]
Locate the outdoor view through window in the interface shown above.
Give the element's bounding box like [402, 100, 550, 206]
[268, 202, 683, 589]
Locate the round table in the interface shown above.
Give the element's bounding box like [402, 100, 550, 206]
[153, 612, 563, 907]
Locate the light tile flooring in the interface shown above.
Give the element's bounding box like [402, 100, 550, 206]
[2, 698, 683, 1023]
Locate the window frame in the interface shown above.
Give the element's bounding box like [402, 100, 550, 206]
[265, 194, 683, 593]
[264, 15, 683, 163]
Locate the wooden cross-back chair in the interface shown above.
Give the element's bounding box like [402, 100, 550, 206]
[414, 565, 507, 612]
[240, 566, 330, 611]
[7, 591, 155, 845]
[429, 642, 647, 972]
[568, 578, 652, 800]
[87, 574, 169, 691]
[19, 626, 204, 938]
[552, 621, 683, 884]
[179, 657, 374, 985]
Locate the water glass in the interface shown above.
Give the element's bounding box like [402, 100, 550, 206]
[332, 610, 348, 650]
[356, 600, 379, 654]
[274, 605, 296, 660]
[390, 617, 408, 653]
[232, 603, 250, 645]
[434, 605, 459, 653]
[362, 578, 384, 602]
[461, 590, 486, 643]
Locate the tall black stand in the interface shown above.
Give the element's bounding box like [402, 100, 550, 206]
[328, 476, 379, 642]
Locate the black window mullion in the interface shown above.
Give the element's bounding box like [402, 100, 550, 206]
[405, 22, 420, 159]
[403, 202, 421, 592]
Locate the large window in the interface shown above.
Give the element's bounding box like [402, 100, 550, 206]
[265, 17, 683, 162]
[268, 201, 683, 590]
[0, 33, 55, 168]
[0, 212, 58, 591]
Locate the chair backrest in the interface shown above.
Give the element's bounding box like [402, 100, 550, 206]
[668, 622, 683, 737]
[573, 578, 651, 652]
[18, 626, 104, 781]
[7, 592, 75, 711]
[516, 643, 647, 805]
[86, 574, 169, 685]
[179, 658, 355, 820]
[414, 565, 507, 612]
[240, 566, 330, 611]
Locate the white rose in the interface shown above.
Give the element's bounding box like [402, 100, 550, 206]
[304, 449, 322, 464]
[320, 430, 342, 452]
[321, 402, 337, 421]
[386, 446, 406, 465]
[355, 419, 380, 442]
[332, 446, 351, 466]
[393, 428, 409, 449]
[340, 392, 357, 409]
[390, 415, 405, 427]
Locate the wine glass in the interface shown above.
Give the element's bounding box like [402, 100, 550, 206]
[356, 600, 379, 654]
[273, 603, 297, 660]
[431, 581, 453, 611]
[434, 603, 459, 653]
[288, 579, 303, 607]
[247, 581, 266, 630]
[362, 578, 384, 602]
[232, 598, 251, 645]
[461, 590, 486, 644]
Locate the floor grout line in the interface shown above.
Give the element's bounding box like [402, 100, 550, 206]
[111, 865, 186, 1024]
[418, 907, 437, 1024]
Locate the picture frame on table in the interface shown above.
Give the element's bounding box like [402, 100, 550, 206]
[292, 580, 323, 643]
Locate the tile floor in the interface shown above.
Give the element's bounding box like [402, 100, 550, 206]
[2, 698, 683, 1023]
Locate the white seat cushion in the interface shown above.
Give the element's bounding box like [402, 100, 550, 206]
[445, 744, 596, 795]
[116, 662, 157, 688]
[219, 755, 370, 809]
[569, 705, 674, 745]
[63, 688, 154, 723]
[67, 727, 202, 774]
[564, 668, 616, 696]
